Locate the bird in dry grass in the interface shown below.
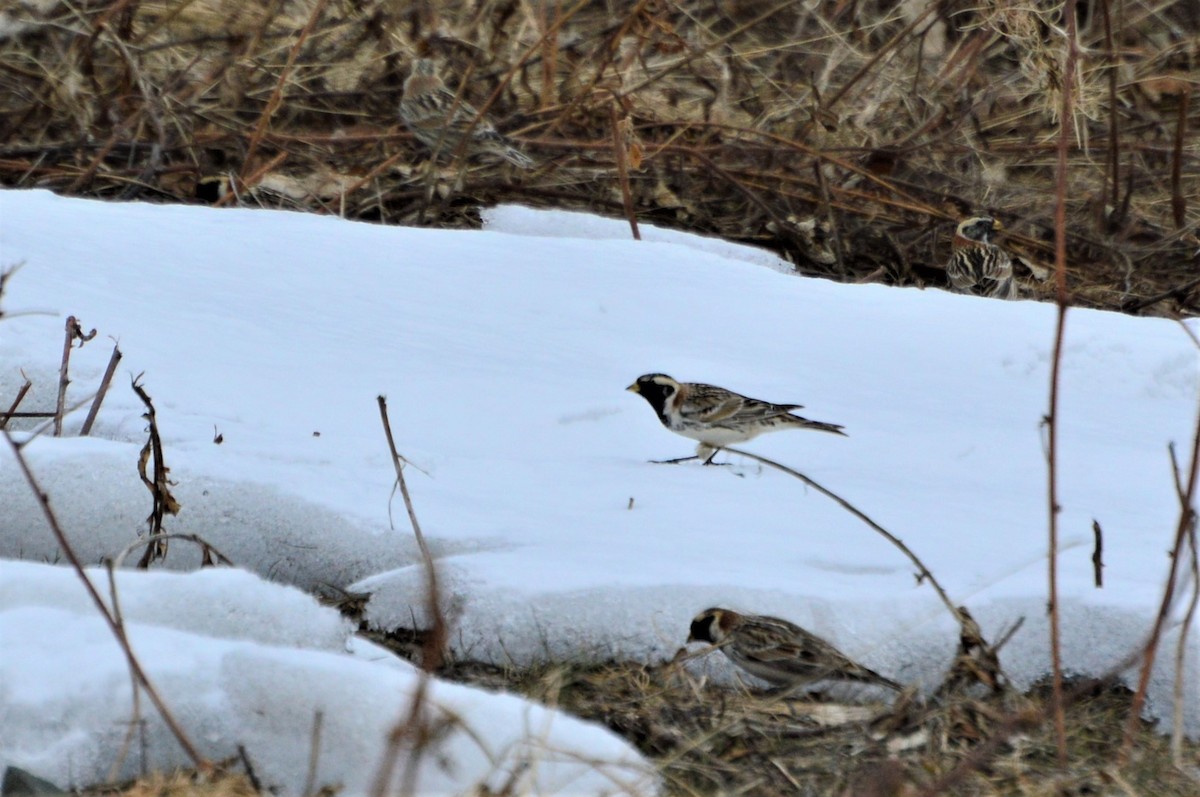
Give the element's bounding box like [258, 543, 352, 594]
[946, 216, 1018, 300]
[626, 373, 845, 464]
[399, 58, 535, 169]
[688, 607, 903, 692]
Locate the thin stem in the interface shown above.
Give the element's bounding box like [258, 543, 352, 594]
[723, 446, 974, 635]
[2, 430, 208, 768]
[1120, 402, 1200, 760]
[1046, 0, 1080, 765]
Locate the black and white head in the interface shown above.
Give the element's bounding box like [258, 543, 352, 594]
[954, 216, 1002, 246]
[688, 607, 737, 645]
[626, 373, 681, 416]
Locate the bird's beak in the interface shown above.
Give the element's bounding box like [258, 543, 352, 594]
[626, 382, 640, 393]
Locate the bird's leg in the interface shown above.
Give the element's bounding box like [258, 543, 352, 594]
[416, 158, 440, 223]
[701, 446, 733, 466]
[451, 157, 469, 193]
[649, 454, 700, 465]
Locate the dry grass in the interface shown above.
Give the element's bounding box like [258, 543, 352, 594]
[80, 768, 261, 797]
[1, 0, 1197, 314]
[431, 658, 1200, 796]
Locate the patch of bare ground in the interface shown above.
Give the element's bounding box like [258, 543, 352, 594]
[58, 651, 1199, 796]
[27, 633, 1199, 796]
[434, 658, 1200, 796]
[1, 1, 1196, 314]
[76, 769, 262, 797]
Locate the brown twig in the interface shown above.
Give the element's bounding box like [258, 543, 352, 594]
[1045, 0, 1080, 765]
[1166, 439, 1200, 768]
[56, 315, 97, 436]
[132, 375, 181, 567]
[1120, 417, 1200, 761]
[1, 429, 209, 769]
[0, 375, 32, 430]
[110, 532, 236, 570]
[1122, 275, 1200, 314]
[238, 0, 332, 187]
[609, 102, 640, 240]
[105, 557, 146, 780]
[237, 745, 262, 792]
[1171, 90, 1190, 230]
[376, 396, 439, 624]
[215, 151, 289, 208]
[22, 392, 100, 442]
[722, 446, 991, 651]
[81, 343, 122, 436]
[370, 395, 448, 797]
[538, 1, 559, 111]
[1099, 0, 1120, 212]
[1171, 505, 1199, 769]
[1091, 520, 1104, 588]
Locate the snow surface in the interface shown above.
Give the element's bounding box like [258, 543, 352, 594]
[1, 188, 1198, 777]
[0, 561, 654, 794]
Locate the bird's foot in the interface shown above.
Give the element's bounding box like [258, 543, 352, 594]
[701, 448, 731, 466]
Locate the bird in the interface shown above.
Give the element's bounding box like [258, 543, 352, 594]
[688, 607, 903, 693]
[945, 216, 1018, 300]
[626, 373, 845, 464]
[399, 58, 535, 169]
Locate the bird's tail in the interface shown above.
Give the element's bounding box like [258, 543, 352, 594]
[789, 416, 847, 436]
[856, 668, 904, 692]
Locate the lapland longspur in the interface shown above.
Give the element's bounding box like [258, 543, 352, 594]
[946, 216, 1018, 300]
[626, 373, 845, 463]
[689, 607, 902, 692]
[399, 59, 535, 169]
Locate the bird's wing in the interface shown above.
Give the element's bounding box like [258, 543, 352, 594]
[744, 637, 817, 664]
[681, 384, 803, 423]
[978, 246, 1013, 281]
[947, 247, 982, 289]
[677, 385, 744, 423]
[736, 397, 805, 421]
[734, 618, 818, 661]
[950, 244, 1012, 290]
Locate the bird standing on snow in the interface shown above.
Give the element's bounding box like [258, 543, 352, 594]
[688, 607, 903, 692]
[399, 58, 535, 169]
[946, 216, 1018, 300]
[626, 373, 845, 464]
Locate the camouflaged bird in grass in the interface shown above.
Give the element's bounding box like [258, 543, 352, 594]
[399, 59, 535, 169]
[947, 216, 1018, 300]
[689, 607, 903, 693]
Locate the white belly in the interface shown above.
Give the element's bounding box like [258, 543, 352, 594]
[668, 422, 761, 446]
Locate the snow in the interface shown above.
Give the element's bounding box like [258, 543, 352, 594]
[0, 189, 1197, 785]
[0, 561, 654, 794]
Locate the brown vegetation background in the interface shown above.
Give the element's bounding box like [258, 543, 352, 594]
[0, 0, 1197, 313]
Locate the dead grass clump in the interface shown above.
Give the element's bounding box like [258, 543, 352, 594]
[79, 768, 261, 797]
[1, 0, 1196, 314]
[434, 659, 1200, 796]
